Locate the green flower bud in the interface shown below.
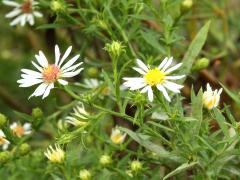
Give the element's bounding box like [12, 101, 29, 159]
[79, 169, 91, 180]
[32, 107, 43, 119]
[0, 151, 11, 164]
[133, 92, 146, 105]
[0, 113, 7, 128]
[50, 0, 66, 12]
[104, 41, 125, 58]
[181, 0, 193, 12]
[99, 155, 112, 166]
[86, 67, 99, 78]
[19, 143, 31, 156]
[130, 160, 143, 173]
[192, 58, 210, 72]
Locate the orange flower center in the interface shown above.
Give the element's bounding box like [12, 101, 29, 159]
[21, 1, 33, 13]
[42, 65, 60, 83]
[12, 125, 25, 137]
[0, 137, 7, 145]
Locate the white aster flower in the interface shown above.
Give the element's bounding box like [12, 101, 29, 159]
[0, 130, 10, 150]
[123, 57, 185, 102]
[44, 144, 65, 163]
[10, 122, 32, 137]
[66, 103, 89, 126]
[203, 83, 222, 110]
[17, 45, 84, 99]
[110, 126, 126, 144]
[84, 78, 100, 89]
[3, 0, 43, 26]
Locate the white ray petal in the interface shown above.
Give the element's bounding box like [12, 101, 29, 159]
[10, 14, 23, 26]
[32, 61, 43, 72]
[61, 54, 80, 70]
[20, 14, 27, 26]
[147, 87, 154, 102]
[54, 45, 60, 65]
[27, 14, 34, 25]
[5, 9, 21, 18]
[158, 57, 168, 69]
[157, 84, 171, 102]
[161, 57, 173, 72]
[3, 1, 20, 7]
[164, 80, 183, 89]
[23, 123, 31, 131]
[58, 79, 68, 85]
[61, 68, 83, 78]
[42, 83, 54, 99]
[165, 63, 182, 73]
[140, 85, 150, 93]
[62, 62, 83, 73]
[136, 59, 149, 72]
[33, 11, 43, 17]
[165, 75, 185, 80]
[21, 69, 42, 77]
[29, 83, 48, 99]
[129, 83, 146, 90]
[163, 82, 181, 93]
[18, 79, 43, 87]
[58, 46, 72, 67]
[123, 77, 145, 82]
[38, 51, 49, 67]
[132, 67, 146, 75]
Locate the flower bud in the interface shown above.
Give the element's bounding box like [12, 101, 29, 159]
[79, 169, 91, 180]
[192, 58, 210, 72]
[130, 160, 142, 173]
[104, 41, 125, 58]
[0, 113, 7, 128]
[133, 92, 146, 105]
[86, 67, 99, 78]
[32, 107, 43, 119]
[0, 151, 11, 164]
[19, 143, 31, 156]
[99, 155, 112, 166]
[181, 0, 193, 11]
[50, 0, 66, 12]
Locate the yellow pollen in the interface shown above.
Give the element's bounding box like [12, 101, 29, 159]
[12, 125, 25, 137]
[144, 68, 165, 86]
[42, 64, 60, 83]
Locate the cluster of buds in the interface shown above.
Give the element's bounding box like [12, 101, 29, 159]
[79, 169, 91, 180]
[99, 154, 112, 167]
[104, 41, 125, 59]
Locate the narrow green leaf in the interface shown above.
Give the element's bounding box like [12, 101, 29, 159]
[213, 108, 229, 138]
[163, 162, 198, 180]
[141, 31, 166, 54]
[191, 88, 203, 135]
[120, 127, 181, 162]
[220, 83, 240, 106]
[179, 21, 211, 83]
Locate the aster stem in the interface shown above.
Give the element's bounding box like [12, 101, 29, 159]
[64, 87, 138, 126]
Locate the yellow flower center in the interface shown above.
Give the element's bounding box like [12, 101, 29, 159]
[111, 133, 123, 144]
[0, 137, 7, 145]
[144, 68, 165, 86]
[49, 150, 64, 163]
[12, 125, 25, 137]
[42, 64, 60, 83]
